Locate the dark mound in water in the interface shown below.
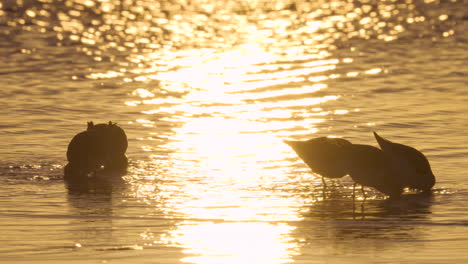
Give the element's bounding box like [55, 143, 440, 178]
[64, 121, 128, 184]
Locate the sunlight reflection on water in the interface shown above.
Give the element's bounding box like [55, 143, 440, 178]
[165, 222, 298, 264]
[117, 4, 402, 260]
[123, 43, 340, 262]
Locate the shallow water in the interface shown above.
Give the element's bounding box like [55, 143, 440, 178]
[1, 0, 467, 263]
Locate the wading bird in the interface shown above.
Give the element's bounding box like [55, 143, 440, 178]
[284, 137, 352, 187]
[64, 121, 128, 183]
[285, 132, 435, 198]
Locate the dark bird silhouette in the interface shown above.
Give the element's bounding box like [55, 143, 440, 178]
[284, 137, 352, 186]
[373, 132, 435, 192]
[64, 121, 128, 182]
[285, 132, 435, 198]
[342, 143, 403, 198]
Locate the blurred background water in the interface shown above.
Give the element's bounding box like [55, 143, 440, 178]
[0, 0, 467, 263]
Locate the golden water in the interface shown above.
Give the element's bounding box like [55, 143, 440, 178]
[1, 0, 467, 263]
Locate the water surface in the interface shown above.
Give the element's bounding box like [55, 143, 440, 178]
[1, 0, 467, 263]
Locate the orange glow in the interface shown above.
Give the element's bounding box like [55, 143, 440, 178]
[124, 44, 338, 261]
[99, 1, 390, 261]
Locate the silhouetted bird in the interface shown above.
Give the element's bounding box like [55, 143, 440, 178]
[64, 121, 128, 182]
[284, 137, 352, 186]
[285, 132, 435, 198]
[373, 132, 435, 192]
[342, 143, 403, 198]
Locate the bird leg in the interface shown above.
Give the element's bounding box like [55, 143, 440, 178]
[361, 185, 367, 201]
[352, 200, 356, 218]
[321, 176, 327, 199]
[352, 183, 357, 200]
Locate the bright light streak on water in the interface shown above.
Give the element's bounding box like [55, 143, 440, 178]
[167, 222, 298, 264]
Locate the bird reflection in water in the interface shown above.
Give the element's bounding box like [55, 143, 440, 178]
[292, 194, 434, 258]
[303, 190, 433, 222]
